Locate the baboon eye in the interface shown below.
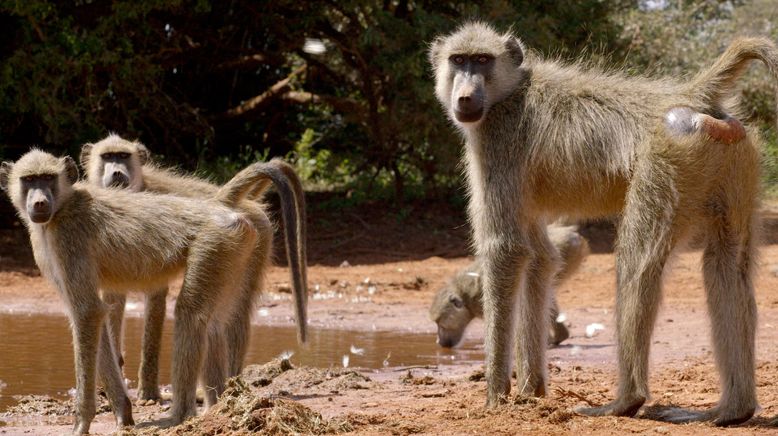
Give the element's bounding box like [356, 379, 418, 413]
[475, 55, 491, 65]
[449, 295, 464, 309]
[21, 175, 34, 182]
[101, 153, 113, 160]
[41, 174, 55, 181]
[117, 152, 131, 159]
[451, 55, 465, 65]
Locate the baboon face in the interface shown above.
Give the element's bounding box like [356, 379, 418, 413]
[0, 151, 78, 224]
[81, 135, 149, 190]
[429, 22, 525, 125]
[429, 280, 477, 348]
[99, 151, 133, 188]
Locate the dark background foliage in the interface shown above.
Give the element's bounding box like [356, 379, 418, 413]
[0, 0, 775, 226]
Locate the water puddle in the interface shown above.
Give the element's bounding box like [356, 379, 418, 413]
[0, 313, 483, 411]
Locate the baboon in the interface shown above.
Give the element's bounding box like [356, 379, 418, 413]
[79, 134, 308, 401]
[430, 224, 588, 348]
[430, 22, 776, 425]
[0, 150, 304, 433]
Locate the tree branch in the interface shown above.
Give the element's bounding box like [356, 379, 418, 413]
[280, 91, 363, 114]
[217, 65, 306, 119]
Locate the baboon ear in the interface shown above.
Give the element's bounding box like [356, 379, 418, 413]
[79, 143, 93, 170]
[428, 36, 445, 66]
[63, 156, 79, 185]
[505, 36, 524, 67]
[0, 161, 12, 192]
[135, 142, 150, 165]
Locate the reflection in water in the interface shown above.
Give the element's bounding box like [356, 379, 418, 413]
[0, 313, 482, 411]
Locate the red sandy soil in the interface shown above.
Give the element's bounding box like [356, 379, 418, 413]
[3, 208, 778, 434]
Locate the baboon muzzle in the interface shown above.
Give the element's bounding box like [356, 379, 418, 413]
[109, 172, 130, 188]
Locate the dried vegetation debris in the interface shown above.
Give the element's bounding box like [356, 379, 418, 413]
[129, 378, 353, 436]
[3, 395, 74, 416]
[241, 357, 295, 387]
[241, 357, 373, 393]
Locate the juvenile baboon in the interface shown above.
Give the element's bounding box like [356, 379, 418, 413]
[430, 224, 588, 348]
[79, 134, 308, 401]
[430, 22, 776, 425]
[0, 150, 304, 433]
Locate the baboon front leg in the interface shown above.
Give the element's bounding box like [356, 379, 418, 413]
[481, 237, 529, 406]
[96, 323, 134, 427]
[515, 224, 557, 396]
[578, 159, 677, 418]
[68, 297, 107, 435]
[138, 288, 167, 401]
[102, 292, 126, 369]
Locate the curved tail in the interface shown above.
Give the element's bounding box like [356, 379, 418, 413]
[217, 159, 309, 343]
[687, 37, 778, 109]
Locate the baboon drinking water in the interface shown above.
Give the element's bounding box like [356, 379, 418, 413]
[430, 22, 776, 425]
[0, 150, 302, 433]
[430, 224, 588, 347]
[80, 134, 308, 401]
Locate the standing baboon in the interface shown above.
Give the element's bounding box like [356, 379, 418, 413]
[430, 22, 776, 425]
[79, 134, 308, 401]
[430, 224, 589, 347]
[0, 150, 304, 433]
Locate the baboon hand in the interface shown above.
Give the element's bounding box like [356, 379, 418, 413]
[72, 416, 91, 435]
[575, 395, 645, 418]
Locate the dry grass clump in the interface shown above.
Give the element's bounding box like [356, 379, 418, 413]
[156, 378, 352, 435]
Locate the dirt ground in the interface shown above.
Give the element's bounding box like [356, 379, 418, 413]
[4, 208, 778, 434]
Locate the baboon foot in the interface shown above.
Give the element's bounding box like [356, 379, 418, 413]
[72, 415, 93, 435]
[136, 409, 196, 429]
[648, 405, 754, 426]
[576, 395, 645, 418]
[137, 385, 161, 402]
[484, 393, 509, 409]
[549, 322, 570, 346]
[116, 395, 135, 427]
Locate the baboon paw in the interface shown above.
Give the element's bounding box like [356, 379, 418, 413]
[642, 405, 753, 426]
[137, 389, 162, 403]
[135, 414, 190, 429]
[644, 407, 711, 423]
[117, 397, 135, 427]
[72, 418, 91, 435]
[484, 393, 510, 409]
[575, 397, 644, 418]
[713, 407, 755, 427]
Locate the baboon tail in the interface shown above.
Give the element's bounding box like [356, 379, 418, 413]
[687, 37, 778, 108]
[218, 159, 309, 343]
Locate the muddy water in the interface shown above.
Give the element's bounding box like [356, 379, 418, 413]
[0, 313, 482, 411]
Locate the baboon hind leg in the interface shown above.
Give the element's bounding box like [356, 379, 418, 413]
[138, 288, 167, 401]
[225, 226, 270, 377]
[166, 226, 255, 426]
[201, 322, 229, 408]
[578, 158, 678, 418]
[658, 201, 758, 426]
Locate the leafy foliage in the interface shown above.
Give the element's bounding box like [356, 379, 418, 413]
[0, 0, 775, 202]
